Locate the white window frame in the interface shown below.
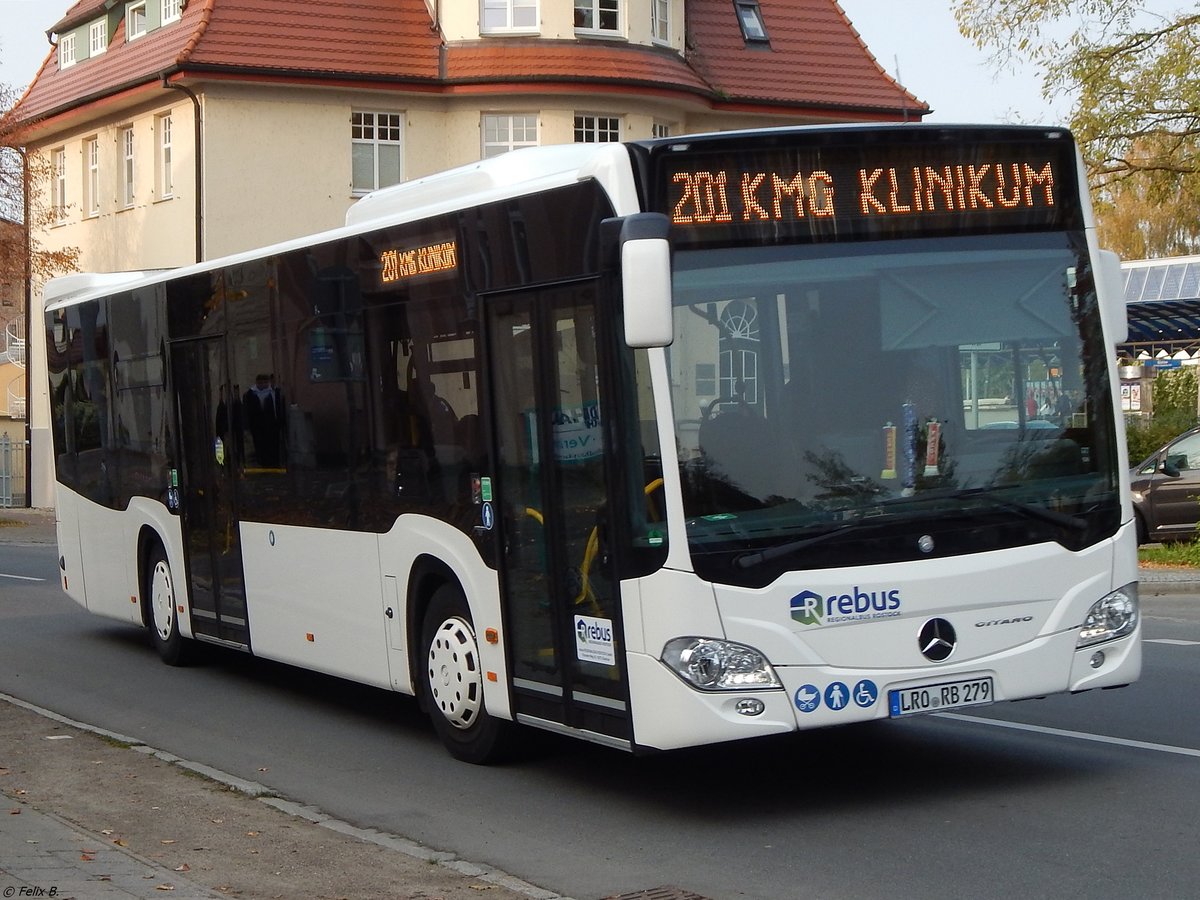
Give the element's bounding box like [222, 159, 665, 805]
[651, 0, 670, 44]
[51, 148, 67, 219]
[157, 114, 174, 199]
[573, 113, 621, 143]
[85, 138, 100, 218]
[481, 0, 537, 33]
[162, 0, 182, 24]
[481, 114, 539, 158]
[121, 127, 135, 208]
[574, 0, 622, 36]
[59, 34, 77, 69]
[651, 120, 673, 139]
[89, 20, 108, 55]
[351, 110, 404, 195]
[127, 2, 148, 41]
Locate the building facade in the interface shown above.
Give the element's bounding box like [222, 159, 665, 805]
[7, 0, 927, 505]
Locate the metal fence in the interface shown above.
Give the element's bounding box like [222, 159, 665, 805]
[0, 434, 27, 508]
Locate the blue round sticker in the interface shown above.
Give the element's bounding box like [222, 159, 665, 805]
[794, 684, 821, 713]
[853, 679, 878, 708]
[824, 682, 850, 711]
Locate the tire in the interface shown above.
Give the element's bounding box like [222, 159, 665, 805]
[146, 544, 191, 666]
[1135, 512, 1148, 546]
[420, 583, 510, 764]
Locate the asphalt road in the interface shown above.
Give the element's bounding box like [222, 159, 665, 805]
[2, 541, 1198, 900]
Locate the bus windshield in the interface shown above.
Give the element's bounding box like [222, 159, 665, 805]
[667, 231, 1122, 586]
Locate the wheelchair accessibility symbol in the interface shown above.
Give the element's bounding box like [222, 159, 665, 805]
[853, 679, 878, 708]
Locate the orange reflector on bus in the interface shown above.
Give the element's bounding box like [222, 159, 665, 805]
[487, 671, 497, 682]
[484, 628, 499, 644]
[306, 633, 315, 642]
[131, 596, 137, 604]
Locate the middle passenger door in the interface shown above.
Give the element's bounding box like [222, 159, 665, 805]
[485, 281, 632, 745]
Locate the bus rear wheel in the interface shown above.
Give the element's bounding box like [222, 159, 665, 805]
[420, 584, 510, 764]
[146, 544, 191, 666]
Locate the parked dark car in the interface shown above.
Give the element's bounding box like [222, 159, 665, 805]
[1130, 425, 1200, 543]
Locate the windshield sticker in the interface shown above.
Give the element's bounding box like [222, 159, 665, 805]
[790, 587, 903, 627]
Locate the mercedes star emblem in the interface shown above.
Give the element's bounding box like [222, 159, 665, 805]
[918, 617, 957, 662]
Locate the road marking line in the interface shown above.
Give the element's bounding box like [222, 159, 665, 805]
[937, 712, 1200, 758]
[0, 572, 44, 582]
[1145, 638, 1200, 646]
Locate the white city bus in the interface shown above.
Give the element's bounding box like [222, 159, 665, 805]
[45, 125, 1140, 762]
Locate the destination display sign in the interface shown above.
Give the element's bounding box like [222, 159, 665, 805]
[654, 135, 1081, 245]
[379, 239, 458, 284]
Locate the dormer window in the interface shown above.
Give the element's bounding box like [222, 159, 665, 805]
[89, 20, 108, 55]
[734, 1, 769, 44]
[162, 0, 182, 24]
[127, 1, 148, 40]
[59, 33, 77, 68]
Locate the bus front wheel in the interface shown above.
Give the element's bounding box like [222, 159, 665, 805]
[146, 544, 191, 666]
[420, 584, 510, 764]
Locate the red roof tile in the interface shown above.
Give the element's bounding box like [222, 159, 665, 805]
[182, 0, 440, 78]
[10, 0, 926, 129]
[686, 0, 927, 115]
[444, 41, 712, 97]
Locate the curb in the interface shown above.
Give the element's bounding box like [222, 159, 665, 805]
[1137, 570, 1200, 594]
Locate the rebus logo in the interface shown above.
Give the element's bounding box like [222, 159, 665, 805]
[790, 586, 903, 626]
[575, 618, 612, 644]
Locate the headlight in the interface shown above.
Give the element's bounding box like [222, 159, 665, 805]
[1077, 584, 1139, 648]
[661, 637, 782, 691]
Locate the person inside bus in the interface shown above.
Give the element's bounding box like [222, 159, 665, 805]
[393, 369, 459, 505]
[242, 373, 286, 468]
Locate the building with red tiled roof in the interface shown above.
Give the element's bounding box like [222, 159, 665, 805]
[6, 0, 926, 274]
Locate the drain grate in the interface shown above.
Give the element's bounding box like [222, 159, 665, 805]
[604, 888, 712, 900]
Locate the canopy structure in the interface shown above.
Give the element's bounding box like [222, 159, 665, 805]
[1122, 255, 1200, 359]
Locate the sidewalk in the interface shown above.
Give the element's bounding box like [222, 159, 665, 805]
[0, 507, 57, 544]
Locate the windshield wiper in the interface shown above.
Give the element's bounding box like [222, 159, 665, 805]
[947, 487, 1090, 532]
[733, 520, 871, 569]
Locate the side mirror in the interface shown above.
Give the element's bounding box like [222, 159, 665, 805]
[1162, 455, 1184, 478]
[619, 213, 673, 348]
[1096, 249, 1128, 345]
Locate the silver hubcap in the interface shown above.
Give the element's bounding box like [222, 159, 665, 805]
[426, 616, 483, 730]
[151, 560, 175, 641]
